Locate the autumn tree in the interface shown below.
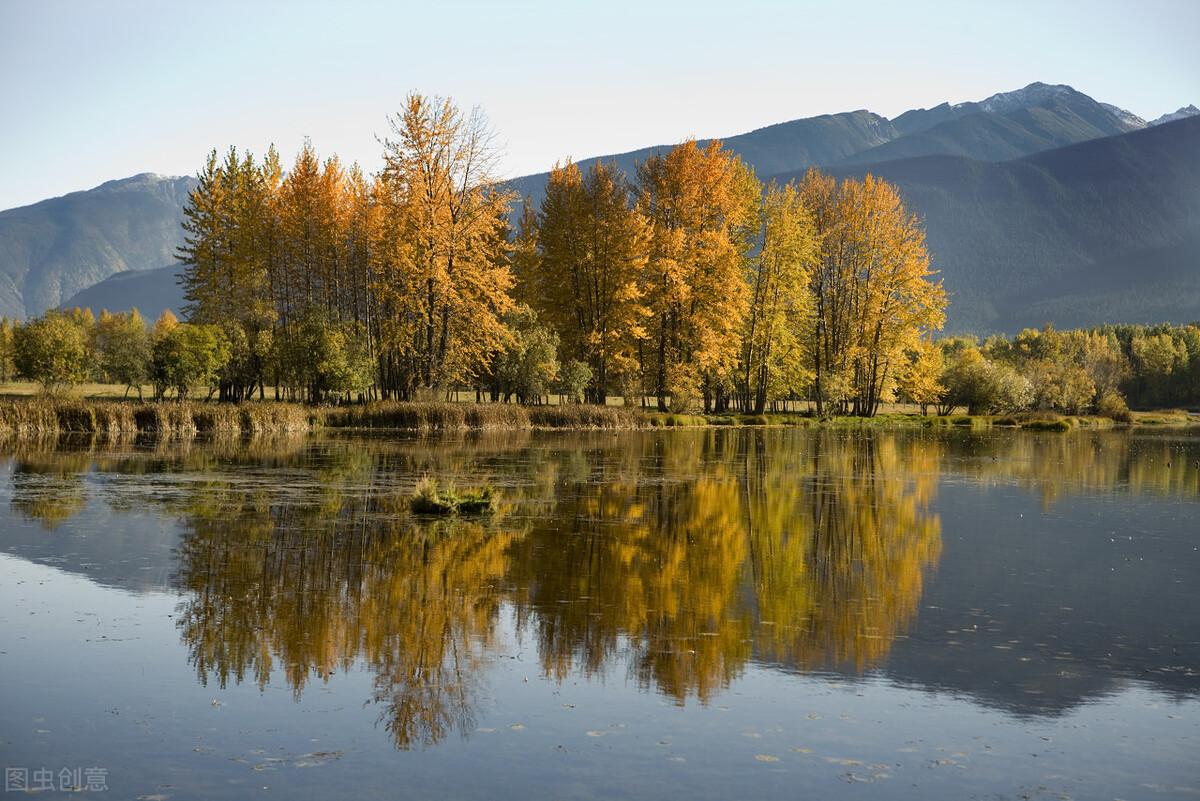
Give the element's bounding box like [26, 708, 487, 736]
[0, 318, 15, 383]
[533, 160, 649, 403]
[373, 93, 516, 397]
[799, 171, 946, 416]
[738, 181, 815, 414]
[179, 147, 278, 400]
[637, 140, 760, 412]
[896, 337, 945, 415]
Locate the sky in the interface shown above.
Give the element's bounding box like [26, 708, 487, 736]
[1, 0, 1198, 210]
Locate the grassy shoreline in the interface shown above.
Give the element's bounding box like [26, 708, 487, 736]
[0, 397, 1193, 438]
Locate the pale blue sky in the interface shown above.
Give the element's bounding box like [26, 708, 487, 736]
[2, 0, 1197, 210]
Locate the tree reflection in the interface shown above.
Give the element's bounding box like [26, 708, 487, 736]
[3, 426, 1196, 747]
[507, 430, 943, 702]
[174, 487, 518, 750]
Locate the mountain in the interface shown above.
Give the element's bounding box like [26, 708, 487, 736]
[791, 116, 1200, 332]
[505, 83, 1199, 333]
[0, 173, 196, 320]
[510, 83, 1149, 203]
[507, 109, 897, 204]
[840, 85, 1146, 164]
[892, 82, 1143, 136]
[1150, 104, 1200, 126]
[59, 264, 185, 320]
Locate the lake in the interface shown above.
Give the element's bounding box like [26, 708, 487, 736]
[1, 427, 1197, 799]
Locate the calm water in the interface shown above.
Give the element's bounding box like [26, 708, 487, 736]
[1, 427, 1197, 800]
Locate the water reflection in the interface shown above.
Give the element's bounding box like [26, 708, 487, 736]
[1, 427, 1197, 749]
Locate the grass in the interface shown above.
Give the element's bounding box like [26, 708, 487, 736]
[409, 476, 495, 515]
[2, 395, 1192, 439]
[1131, 409, 1194, 426]
[324, 401, 645, 431]
[1020, 415, 1074, 432]
[0, 397, 313, 437]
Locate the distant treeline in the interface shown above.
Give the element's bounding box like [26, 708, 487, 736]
[0, 93, 1195, 416]
[929, 324, 1200, 416]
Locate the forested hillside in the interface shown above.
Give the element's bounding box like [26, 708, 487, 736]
[0, 173, 195, 320]
[812, 117, 1200, 331]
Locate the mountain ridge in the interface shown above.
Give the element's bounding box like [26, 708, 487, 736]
[0, 172, 196, 319]
[3, 82, 1196, 335]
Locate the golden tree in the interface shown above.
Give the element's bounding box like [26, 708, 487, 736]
[637, 140, 760, 412]
[799, 170, 945, 416]
[374, 93, 516, 396]
[739, 181, 816, 413]
[533, 160, 650, 402]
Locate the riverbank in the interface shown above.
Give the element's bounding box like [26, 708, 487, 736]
[0, 397, 1193, 438]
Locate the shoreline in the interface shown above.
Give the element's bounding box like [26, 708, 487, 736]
[0, 397, 1193, 439]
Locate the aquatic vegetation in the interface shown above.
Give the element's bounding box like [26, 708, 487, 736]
[0, 397, 312, 437]
[527, 405, 642, 429]
[1017, 412, 1074, 432]
[410, 476, 496, 515]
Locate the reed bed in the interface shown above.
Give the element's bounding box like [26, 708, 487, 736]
[322, 401, 530, 430]
[0, 398, 315, 438]
[4, 397, 1167, 440]
[322, 401, 645, 430]
[526, 405, 644, 429]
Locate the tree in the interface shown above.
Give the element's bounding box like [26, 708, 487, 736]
[280, 309, 374, 402]
[487, 307, 559, 404]
[557, 360, 592, 404]
[95, 309, 151, 399]
[638, 140, 760, 412]
[739, 181, 815, 414]
[509, 197, 541, 307]
[896, 338, 945, 415]
[374, 93, 516, 396]
[534, 160, 650, 403]
[1026, 359, 1095, 414]
[179, 146, 281, 401]
[939, 346, 1031, 415]
[0, 318, 15, 383]
[799, 171, 946, 416]
[152, 321, 230, 400]
[13, 312, 89, 391]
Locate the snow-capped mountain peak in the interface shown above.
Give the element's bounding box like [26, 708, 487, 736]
[964, 82, 1076, 114]
[1150, 105, 1200, 126]
[1099, 102, 1148, 129]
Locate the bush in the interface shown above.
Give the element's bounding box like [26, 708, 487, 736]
[1096, 389, 1133, 423]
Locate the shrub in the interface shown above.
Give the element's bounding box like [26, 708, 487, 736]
[1095, 389, 1133, 423]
